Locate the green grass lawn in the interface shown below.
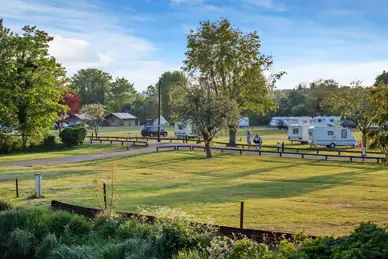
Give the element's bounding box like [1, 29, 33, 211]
[1, 150, 387, 236]
[0, 144, 127, 163]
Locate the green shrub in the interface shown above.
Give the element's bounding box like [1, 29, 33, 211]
[6, 228, 35, 258]
[173, 249, 209, 259]
[47, 210, 74, 236]
[68, 215, 94, 236]
[118, 218, 155, 239]
[0, 200, 13, 211]
[101, 238, 154, 259]
[95, 217, 123, 238]
[59, 126, 87, 146]
[35, 233, 58, 259]
[226, 238, 260, 259]
[43, 135, 56, 149]
[48, 244, 101, 259]
[0, 134, 22, 153]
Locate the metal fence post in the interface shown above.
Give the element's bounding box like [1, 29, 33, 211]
[240, 202, 244, 229]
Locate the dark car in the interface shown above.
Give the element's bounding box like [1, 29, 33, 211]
[141, 126, 168, 137]
[341, 120, 357, 128]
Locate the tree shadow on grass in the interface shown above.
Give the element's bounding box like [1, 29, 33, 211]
[127, 167, 385, 208]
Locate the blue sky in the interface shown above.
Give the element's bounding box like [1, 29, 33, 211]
[1, 0, 388, 91]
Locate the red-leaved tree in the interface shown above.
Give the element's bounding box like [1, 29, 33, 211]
[62, 90, 80, 115]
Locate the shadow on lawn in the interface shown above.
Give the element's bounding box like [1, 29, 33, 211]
[127, 167, 386, 207]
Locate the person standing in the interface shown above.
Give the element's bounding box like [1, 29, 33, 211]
[246, 131, 252, 149]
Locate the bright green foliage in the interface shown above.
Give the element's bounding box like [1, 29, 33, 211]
[0, 134, 22, 153]
[170, 83, 240, 158]
[80, 103, 105, 137]
[59, 126, 87, 146]
[105, 77, 137, 113]
[325, 81, 376, 147]
[6, 229, 35, 258]
[0, 19, 67, 148]
[72, 68, 112, 105]
[183, 19, 284, 144]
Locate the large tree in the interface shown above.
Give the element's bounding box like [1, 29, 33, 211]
[0, 19, 67, 147]
[170, 82, 240, 158]
[80, 103, 105, 137]
[325, 81, 376, 148]
[370, 83, 388, 163]
[182, 19, 284, 145]
[72, 68, 112, 105]
[159, 71, 185, 121]
[105, 77, 136, 113]
[374, 70, 388, 86]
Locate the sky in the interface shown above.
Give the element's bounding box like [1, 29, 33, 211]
[1, 0, 388, 91]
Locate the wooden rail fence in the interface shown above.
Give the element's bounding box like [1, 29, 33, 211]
[51, 200, 315, 245]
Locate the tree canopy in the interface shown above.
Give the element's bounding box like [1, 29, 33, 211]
[182, 18, 284, 145]
[0, 19, 67, 147]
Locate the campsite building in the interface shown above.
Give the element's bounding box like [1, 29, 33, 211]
[104, 113, 138, 127]
[65, 114, 94, 126]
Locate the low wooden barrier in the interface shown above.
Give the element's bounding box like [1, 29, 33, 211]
[51, 200, 315, 244]
[89, 137, 149, 147]
[157, 144, 384, 163]
[89, 135, 200, 144]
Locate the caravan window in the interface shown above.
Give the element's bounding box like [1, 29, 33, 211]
[293, 128, 299, 134]
[291, 119, 298, 124]
[330, 118, 335, 122]
[308, 129, 312, 136]
[341, 129, 347, 138]
[327, 131, 334, 136]
[318, 119, 322, 122]
[178, 124, 185, 130]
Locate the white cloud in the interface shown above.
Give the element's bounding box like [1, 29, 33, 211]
[274, 60, 388, 89]
[170, 0, 203, 5]
[0, 0, 166, 91]
[242, 0, 286, 11]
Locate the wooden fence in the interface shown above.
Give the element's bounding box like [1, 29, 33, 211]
[89, 135, 200, 144]
[156, 144, 385, 163]
[51, 200, 315, 244]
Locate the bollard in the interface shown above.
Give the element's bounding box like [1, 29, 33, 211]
[34, 174, 42, 198]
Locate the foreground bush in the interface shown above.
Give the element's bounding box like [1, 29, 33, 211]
[0, 204, 388, 258]
[0, 134, 22, 153]
[59, 126, 87, 146]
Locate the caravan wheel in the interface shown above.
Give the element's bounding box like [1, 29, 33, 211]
[329, 143, 336, 148]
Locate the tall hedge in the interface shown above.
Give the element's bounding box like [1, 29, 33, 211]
[59, 126, 87, 146]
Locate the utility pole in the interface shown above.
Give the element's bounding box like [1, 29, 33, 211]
[158, 79, 161, 142]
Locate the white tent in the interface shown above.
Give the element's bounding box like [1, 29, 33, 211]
[153, 116, 169, 126]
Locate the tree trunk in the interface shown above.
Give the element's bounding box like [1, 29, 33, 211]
[361, 131, 367, 149]
[21, 131, 28, 149]
[205, 140, 212, 158]
[228, 126, 237, 147]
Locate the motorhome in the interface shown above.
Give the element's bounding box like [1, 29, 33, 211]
[312, 116, 341, 126]
[269, 117, 289, 128]
[238, 117, 249, 127]
[288, 124, 310, 144]
[308, 125, 356, 148]
[174, 120, 197, 139]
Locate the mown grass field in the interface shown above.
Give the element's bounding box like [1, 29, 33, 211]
[1, 149, 387, 236]
[0, 144, 126, 163]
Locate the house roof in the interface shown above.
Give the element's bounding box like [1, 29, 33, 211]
[72, 114, 94, 120]
[109, 113, 137, 120]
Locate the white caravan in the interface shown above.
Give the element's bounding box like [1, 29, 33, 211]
[174, 120, 197, 139]
[312, 116, 341, 126]
[238, 117, 249, 127]
[288, 117, 312, 126]
[308, 125, 356, 148]
[288, 124, 310, 144]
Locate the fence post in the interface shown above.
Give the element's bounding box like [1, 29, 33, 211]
[34, 174, 42, 198]
[16, 178, 19, 198]
[240, 202, 244, 229]
[103, 183, 107, 210]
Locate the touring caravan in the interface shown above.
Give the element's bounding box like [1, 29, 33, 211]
[288, 117, 312, 126]
[269, 117, 289, 128]
[174, 120, 197, 139]
[288, 124, 310, 144]
[312, 116, 341, 126]
[238, 117, 249, 127]
[308, 125, 356, 148]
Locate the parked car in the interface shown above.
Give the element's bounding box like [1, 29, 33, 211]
[340, 120, 357, 128]
[141, 126, 167, 137]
